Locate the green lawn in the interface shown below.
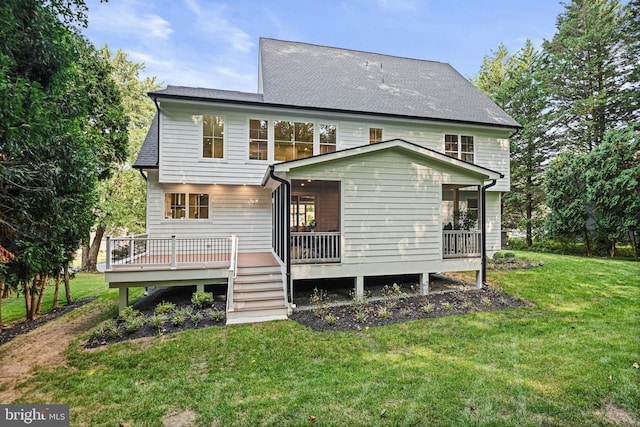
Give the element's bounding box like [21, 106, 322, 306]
[8, 252, 640, 426]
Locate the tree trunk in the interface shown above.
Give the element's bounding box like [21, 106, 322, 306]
[35, 274, 48, 315]
[526, 189, 533, 247]
[584, 229, 592, 257]
[81, 243, 89, 271]
[609, 239, 616, 258]
[53, 273, 60, 308]
[82, 225, 105, 272]
[28, 276, 39, 320]
[2, 285, 9, 299]
[0, 280, 4, 328]
[23, 281, 32, 321]
[64, 262, 72, 304]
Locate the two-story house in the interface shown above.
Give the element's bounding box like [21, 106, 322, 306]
[105, 38, 520, 324]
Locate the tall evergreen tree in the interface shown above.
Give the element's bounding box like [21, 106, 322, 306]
[542, 0, 631, 152]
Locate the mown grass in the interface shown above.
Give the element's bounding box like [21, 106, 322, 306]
[10, 252, 640, 426]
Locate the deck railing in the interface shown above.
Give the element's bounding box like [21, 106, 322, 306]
[442, 230, 481, 258]
[291, 232, 341, 264]
[106, 235, 232, 269]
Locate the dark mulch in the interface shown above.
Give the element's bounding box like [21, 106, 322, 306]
[0, 296, 97, 346]
[289, 286, 530, 332]
[85, 286, 227, 348]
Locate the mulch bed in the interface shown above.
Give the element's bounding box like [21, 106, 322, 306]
[0, 296, 97, 346]
[289, 286, 530, 332]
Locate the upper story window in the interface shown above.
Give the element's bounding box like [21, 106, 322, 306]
[249, 119, 269, 160]
[445, 134, 474, 162]
[274, 121, 314, 161]
[165, 193, 209, 220]
[203, 115, 224, 159]
[369, 127, 383, 144]
[320, 124, 337, 154]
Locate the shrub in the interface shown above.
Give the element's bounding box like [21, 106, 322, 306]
[326, 314, 336, 326]
[423, 303, 434, 314]
[310, 288, 329, 319]
[191, 291, 214, 309]
[401, 308, 411, 317]
[119, 306, 141, 321]
[482, 298, 492, 307]
[378, 307, 390, 319]
[191, 311, 203, 326]
[207, 309, 225, 322]
[443, 302, 453, 312]
[124, 316, 147, 334]
[172, 308, 191, 326]
[355, 312, 367, 323]
[150, 314, 167, 332]
[154, 300, 176, 315]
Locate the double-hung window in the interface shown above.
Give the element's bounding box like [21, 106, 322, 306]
[165, 193, 209, 219]
[319, 124, 337, 154]
[249, 119, 269, 160]
[203, 115, 224, 159]
[369, 127, 383, 144]
[445, 134, 474, 162]
[274, 121, 314, 161]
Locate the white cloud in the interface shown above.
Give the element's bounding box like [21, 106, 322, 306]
[89, 1, 173, 41]
[195, 10, 253, 53]
[183, 0, 201, 15]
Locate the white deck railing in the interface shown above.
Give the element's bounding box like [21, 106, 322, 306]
[106, 235, 232, 269]
[443, 230, 482, 258]
[291, 232, 341, 264]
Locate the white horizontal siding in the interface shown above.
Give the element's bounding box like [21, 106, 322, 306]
[146, 172, 272, 253]
[485, 191, 502, 256]
[157, 103, 512, 188]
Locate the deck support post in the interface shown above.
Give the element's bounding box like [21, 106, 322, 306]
[118, 287, 129, 312]
[476, 270, 482, 289]
[420, 273, 430, 295]
[170, 235, 177, 269]
[197, 284, 204, 292]
[355, 276, 364, 298]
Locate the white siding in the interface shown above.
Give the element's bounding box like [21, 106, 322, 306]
[288, 149, 490, 265]
[146, 171, 272, 253]
[156, 102, 512, 190]
[485, 191, 502, 256]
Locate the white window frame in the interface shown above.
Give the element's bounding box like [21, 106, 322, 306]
[199, 114, 225, 160]
[444, 133, 475, 162]
[164, 192, 210, 220]
[248, 119, 269, 161]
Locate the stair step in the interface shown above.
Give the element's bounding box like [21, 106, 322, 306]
[234, 299, 285, 310]
[234, 277, 282, 285]
[232, 304, 287, 313]
[234, 295, 283, 302]
[234, 285, 282, 293]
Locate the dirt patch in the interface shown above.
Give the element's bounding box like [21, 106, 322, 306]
[290, 286, 530, 332]
[595, 404, 640, 426]
[162, 409, 197, 427]
[0, 297, 96, 346]
[0, 297, 104, 403]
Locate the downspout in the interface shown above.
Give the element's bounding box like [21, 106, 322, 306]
[138, 169, 148, 181]
[268, 166, 292, 306]
[152, 97, 161, 169]
[481, 179, 498, 285]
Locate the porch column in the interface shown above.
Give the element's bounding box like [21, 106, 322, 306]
[196, 284, 205, 292]
[355, 276, 364, 298]
[420, 273, 430, 295]
[118, 287, 129, 312]
[476, 270, 482, 289]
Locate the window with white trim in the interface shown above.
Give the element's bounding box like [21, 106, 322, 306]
[445, 134, 474, 162]
[319, 124, 337, 154]
[165, 193, 209, 219]
[202, 115, 224, 159]
[369, 127, 383, 144]
[249, 119, 268, 160]
[274, 121, 314, 161]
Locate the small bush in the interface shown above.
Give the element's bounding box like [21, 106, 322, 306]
[355, 312, 367, 323]
[326, 314, 336, 326]
[172, 308, 191, 326]
[463, 301, 472, 310]
[119, 306, 141, 321]
[207, 309, 225, 322]
[493, 252, 504, 260]
[191, 291, 214, 309]
[503, 252, 516, 259]
[191, 311, 203, 326]
[423, 303, 434, 314]
[154, 300, 176, 315]
[124, 316, 146, 334]
[378, 307, 390, 319]
[401, 308, 411, 317]
[443, 302, 453, 312]
[310, 288, 329, 319]
[150, 314, 167, 332]
[482, 298, 492, 307]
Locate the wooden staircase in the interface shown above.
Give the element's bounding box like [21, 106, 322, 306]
[226, 254, 288, 325]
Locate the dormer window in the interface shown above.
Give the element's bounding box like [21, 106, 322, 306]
[445, 134, 474, 162]
[203, 115, 224, 159]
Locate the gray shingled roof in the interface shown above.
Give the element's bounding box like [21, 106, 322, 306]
[150, 86, 263, 103]
[134, 113, 159, 168]
[259, 38, 519, 128]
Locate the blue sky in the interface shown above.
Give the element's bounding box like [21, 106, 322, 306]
[83, 0, 567, 92]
